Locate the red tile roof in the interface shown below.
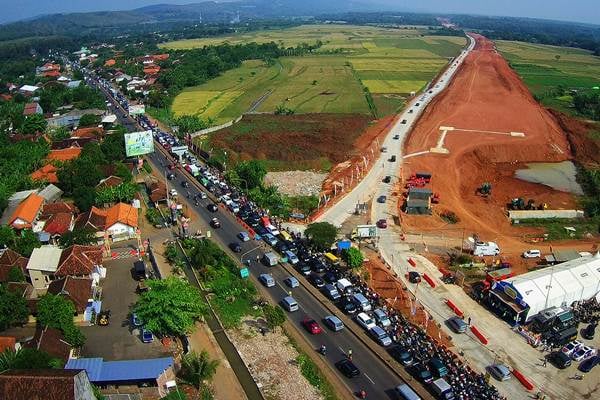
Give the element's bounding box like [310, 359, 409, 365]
[39, 202, 78, 219]
[43, 212, 73, 235]
[152, 54, 170, 61]
[0, 369, 84, 400]
[25, 327, 73, 361]
[95, 175, 123, 189]
[0, 249, 29, 283]
[9, 193, 44, 229]
[105, 59, 116, 67]
[42, 70, 61, 78]
[47, 147, 82, 162]
[0, 336, 16, 353]
[105, 203, 138, 229]
[31, 164, 58, 184]
[71, 127, 103, 139]
[55, 245, 103, 277]
[73, 206, 106, 233]
[47, 276, 93, 314]
[143, 65, 161, 75]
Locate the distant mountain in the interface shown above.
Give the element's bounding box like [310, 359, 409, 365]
[0, 1, 395, 41]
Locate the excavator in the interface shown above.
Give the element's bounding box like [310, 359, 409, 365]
[477, 182, 492, 197]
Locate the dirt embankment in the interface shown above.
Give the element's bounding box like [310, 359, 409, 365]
[401, 33, 586, 251]
[548, 108, 600, 168]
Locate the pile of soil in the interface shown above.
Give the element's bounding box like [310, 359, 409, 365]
[402, 33, 583, 252]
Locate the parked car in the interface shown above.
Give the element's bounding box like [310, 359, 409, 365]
[389, 346, 413, 366]
[409, 363, 433, 384]
[229, 242, 242, 253]
[131, 313, 142, 327]
[258, 273, 275, 288]
[572, 346, 596, 362]
[370, 326, 392, 346]
[579, 355, 600, 372]
[297, 262, 312, 276]
[141, 328, 154, 343]
[284, 276, 300, 288]
[373, 308, 391, 328]
[408, 271, 421, 283]
[356, 312, 376, 330]
[237, 232, 250, 242]
[309, 274, 325, 288]
[549, 351, 572, 369]
[523, 249, 541, 258]
[562, 340, 583, 357]
[447, 316, 468, 334]
[487, 364, 511, 381]
[393, 134, 400, 139]
[382, 175, 391, 183]
[301, 317, 323, 335]
[336, 359, 360, 378]
[377, 195, 387, 203]
[323, 315, 344, 332]
[341, 299, 358, 315]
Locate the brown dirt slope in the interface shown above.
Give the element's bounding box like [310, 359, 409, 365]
[402, 33, 576, 248]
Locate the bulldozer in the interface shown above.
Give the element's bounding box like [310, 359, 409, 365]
[477, 182, 492, 197]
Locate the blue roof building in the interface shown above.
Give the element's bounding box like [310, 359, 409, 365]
[65, 357, 175, 387]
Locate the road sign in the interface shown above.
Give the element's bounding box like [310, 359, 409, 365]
[240, 268, 249, 279]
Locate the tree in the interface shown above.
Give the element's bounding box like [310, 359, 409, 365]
[73, 186, 96, 212]
[134, 277, 208, 336]
[343, 247, 364, 269]
[233, 160, 266, 190]
[13, 229, 41, 257]
[37, 294, 76, 330]
[304, 222, 338, 251]
[59, 228, 97, 248]
[0, 284, 29, 330]
[21, 114, 48, 134]
[0, 348, 62, 373]
[7, 266, 25, 282]
[50, 126, 71, 141]
[0, 226, 16, 248]
[78, 114, 101, 127]
[263, 304, 286, 329]
[179, 350, 219, 390]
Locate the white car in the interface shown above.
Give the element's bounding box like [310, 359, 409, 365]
[169, 189, 178, 197]
[355, 312, 376, 331]
[562, 340, 583, 356]
[572, 346, 596, 362]
[523, 249, 541, 258]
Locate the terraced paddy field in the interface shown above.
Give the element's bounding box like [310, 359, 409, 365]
[166, 25, 466, 123]
[497, 40, 600, 112]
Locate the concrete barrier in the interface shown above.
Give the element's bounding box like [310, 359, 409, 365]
[422, 273, 436, 288]
[408, 257, 417, 267]
[508, 209, 584, 220]
[469, 325, 488, 345]
[511, 368, 535, 391]
[445, 299, 464, 317]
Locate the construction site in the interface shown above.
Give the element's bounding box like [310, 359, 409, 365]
[399, 33, 597, 259]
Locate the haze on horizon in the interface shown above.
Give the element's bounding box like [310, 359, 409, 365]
[0, 0, 597, 25]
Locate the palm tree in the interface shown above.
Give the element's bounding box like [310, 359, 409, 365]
[0, 349, 19, 372]
[179, 350, 219, 389]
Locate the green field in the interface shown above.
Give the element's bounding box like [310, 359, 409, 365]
[166, 25, 466, 123]
[498, 40, 600, 112]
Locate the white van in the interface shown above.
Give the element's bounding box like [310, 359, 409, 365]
[281, 296, 299, 312]
[473, 242, 500, 257]
[352, 292, 372, 312]
[336, 278, 353, 294]
[395, 384, 421, 400]
[431, 378, 454, 400]
[523, 249, 541, 258]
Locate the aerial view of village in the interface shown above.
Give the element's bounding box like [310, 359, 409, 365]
[0, 1, 599, 399]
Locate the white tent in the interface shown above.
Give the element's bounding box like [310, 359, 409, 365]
[503, 252, 600, 321]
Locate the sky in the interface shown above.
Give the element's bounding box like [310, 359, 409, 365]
[0, 0, 598, 25]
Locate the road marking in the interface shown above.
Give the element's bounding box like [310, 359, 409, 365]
[363, 373, 375, 385]
[403, 150, 430, 159]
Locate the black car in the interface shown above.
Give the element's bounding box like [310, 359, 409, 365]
[210, 218, 221, 228]
[323, 271, 338, 284]
[181, 181, 190, 188]
[229, 242, 242, 253]
[549, 351, 571, 369]
[297, 262, 311, 276]
[336, 359, 360, 378]
[582, 322, 597, 340]
[408, 271, 421, 283]
[310, 258, 327, 273]
[167, 173, 176, 180]
[207, 204, 218, 212]
[275, 241, 289, 254]
[382, 175, 391, 183]
[309, 274, 325, 288]
[408, 363, 433, 384]
[579, 355, 600, 372]
[340, 299, 358, 315]
[389, 346, 413, 366]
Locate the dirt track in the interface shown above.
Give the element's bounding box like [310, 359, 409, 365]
[402, 34, 581, 252]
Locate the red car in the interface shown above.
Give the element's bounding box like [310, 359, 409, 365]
[377, 219, 387, 229]
[301, 318, 323, 335]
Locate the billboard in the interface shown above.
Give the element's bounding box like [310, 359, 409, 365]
[124, 130, 154, 157]
[128, 104, 146, 115]
[352, 225, 378, 239]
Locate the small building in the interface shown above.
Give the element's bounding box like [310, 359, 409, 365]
[26, 245, 63, 290]
[8, 193, 45, 230]
[0, 369, 95, 400]
[42, 212, 74, 242]
[47, 146, 82, 162]
[37, 184, 64, 203]
[65, 357, 175, 397]
[46, 108, 105, 128]
[105, 203, 138, 241]
[23, 102, 43, 116]
[96, 175, 123, 190]
[544, 249, 582, 265]
[19, 85, 40, 95]
[31, 164, 59, 184]
[25, 326, 74, 361]
[104, 59, 116, 67]
[0, 249, 29, 283]
[73, 207, 107, 239]
[47, 276, 94, 317]
[405, 187, 433, 215]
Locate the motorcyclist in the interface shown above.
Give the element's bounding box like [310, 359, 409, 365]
[319, 344, 327, 355]
[358, 389, 367, 399]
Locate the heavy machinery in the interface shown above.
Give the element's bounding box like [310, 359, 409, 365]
[477, 182, 492, 197]
[508, 197, 548, 211]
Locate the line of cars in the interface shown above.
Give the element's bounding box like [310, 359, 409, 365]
[550, 340, 600, 372]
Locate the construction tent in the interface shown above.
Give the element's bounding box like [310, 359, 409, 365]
[501, 252, 600, 321]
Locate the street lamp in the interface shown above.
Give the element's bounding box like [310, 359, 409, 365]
[240, 245, 262, 263]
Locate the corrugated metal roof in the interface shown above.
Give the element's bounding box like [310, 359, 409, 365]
[65, 357, 174, 382]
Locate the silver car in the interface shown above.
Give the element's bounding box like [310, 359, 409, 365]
[487, 364, 511, 381]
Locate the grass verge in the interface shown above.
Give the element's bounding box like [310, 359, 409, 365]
[514, 217, 599, 240]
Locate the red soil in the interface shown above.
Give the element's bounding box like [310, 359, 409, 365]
[401, 33, 591, 254]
